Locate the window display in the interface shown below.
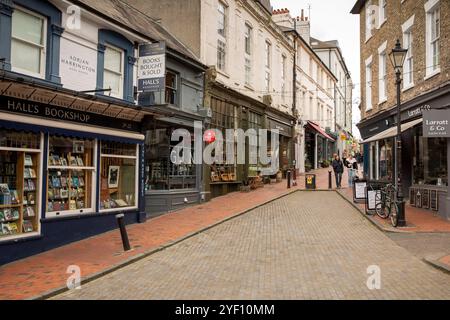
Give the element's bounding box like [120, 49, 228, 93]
[378, 138, 394, 181]
[100, 142, 137, 210]
[0, 130, 41, 239]
[413, 126, 447, 186]
[145, 127, 197, 190]
[47, 136, 94, 216]
[208, 97, 237, 182]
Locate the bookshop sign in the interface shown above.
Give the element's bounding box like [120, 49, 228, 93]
[0, 96, 140, 132]
[138, 42, 166, 92]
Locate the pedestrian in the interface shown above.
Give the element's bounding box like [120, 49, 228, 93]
[346, 154, 357, 187]
[331, 154, 344, 189]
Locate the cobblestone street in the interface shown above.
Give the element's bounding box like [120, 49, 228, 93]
[54, 192, 450, 300]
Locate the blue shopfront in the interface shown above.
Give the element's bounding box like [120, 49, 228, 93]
[0, 76, 157, 265]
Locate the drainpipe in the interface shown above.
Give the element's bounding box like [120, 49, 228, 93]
[293, 20, 297, 117]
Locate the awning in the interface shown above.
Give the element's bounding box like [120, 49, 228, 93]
[306, 121, 336, 142]
[363, 118, 423, 144]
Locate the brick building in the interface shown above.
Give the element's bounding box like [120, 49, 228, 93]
[351, 0, 450, 220]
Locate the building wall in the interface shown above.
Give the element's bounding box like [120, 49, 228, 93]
[125, 0, 202, 59]
[359, 0, 450, 121]
[199, 0, 295, 113]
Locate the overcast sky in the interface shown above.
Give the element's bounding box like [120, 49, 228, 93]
[271, 0, 362, 138]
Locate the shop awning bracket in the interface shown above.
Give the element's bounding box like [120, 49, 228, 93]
[47, 93, 59, 105]
[0, 83, 13, 96]
[25, 89, 37, 100]
[131, 110, 142, 122]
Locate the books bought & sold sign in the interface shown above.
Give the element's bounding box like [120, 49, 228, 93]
[138, 41, 166, 92]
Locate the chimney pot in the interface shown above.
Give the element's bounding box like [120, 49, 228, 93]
[301, 9, 304, 21]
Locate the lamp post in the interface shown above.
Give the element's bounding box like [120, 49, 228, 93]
[389, 39, 408, 227]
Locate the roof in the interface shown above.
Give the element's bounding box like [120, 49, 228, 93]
[350, 0, 366, 14]
[73, 0, 205, 69]
[310, 37, 339, 50]
[254, 0, 273, 15]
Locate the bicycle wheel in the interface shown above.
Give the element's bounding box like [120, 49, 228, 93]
[375, 202, 389, 219]
[390, 202, 399, 227]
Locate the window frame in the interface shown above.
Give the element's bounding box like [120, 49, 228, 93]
[378, 42, 388, 104]
[45, 137, 98, 219]
[425, 0, 441, 78]
[11, 6, 47, 79]
[244, 23, 252, 55]
[0, 132, 44, 241]
[165, 70, 178, 105]
[365, 56, 373, 111]
[103, 44, 125, 100]
[379, 0, 387, 27]
[217, 39, 226, 71]
[218, 1, 227, 38]
[99, 143, 139, 213]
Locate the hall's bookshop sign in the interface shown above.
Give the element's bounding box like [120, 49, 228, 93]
[138, 42, 166, 92]
[423, 109, 450, 138]
[1, 96, 140, 132]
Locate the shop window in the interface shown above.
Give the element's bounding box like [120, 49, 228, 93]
[104, 45, 124, 99]
[209, 97, 237, 182]
[248, 111, 263, 177]
[46, 136, 95, 217]
[11, 7, 47, 78]
[0, 130, 42, 239]
[145, 127, 197, 191]
[378, 139, 394, 181]
[413, 126, 447, 186]
[100, 142, 138, 211]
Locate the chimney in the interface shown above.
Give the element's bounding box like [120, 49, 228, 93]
[295, 9, 310, 44]
[272, 7, 294, 28]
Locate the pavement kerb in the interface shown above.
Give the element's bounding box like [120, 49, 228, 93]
[423, 257, 450, 275]
[334, 189, 411, 234]
[32, 187, 302, 300]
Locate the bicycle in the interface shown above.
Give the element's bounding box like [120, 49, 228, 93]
[375, 184, 400, 227]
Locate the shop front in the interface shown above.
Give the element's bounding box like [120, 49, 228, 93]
[266, 112, 295, 178]
[359, 84, 450, 221]
[143, 112, 204, 218]
[304, 121, 336, 170]
[0, 77, 150, 265]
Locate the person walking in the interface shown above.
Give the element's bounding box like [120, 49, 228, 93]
[346, 154, 357, 187]
[331, 154, 344, 189]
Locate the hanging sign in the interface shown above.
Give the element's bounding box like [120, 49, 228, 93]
[423, 109, 450, 138]
[138, 42, 166, 92]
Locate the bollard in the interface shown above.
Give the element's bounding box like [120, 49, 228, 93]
[287, 170, 292, 189]
[116, 213, 131, 251]
[292, 169, 297, 187]
[328, 171, 332, 189]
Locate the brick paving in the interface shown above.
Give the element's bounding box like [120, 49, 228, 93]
[0, 179, 301, 300]
[54, 192, 450, 300]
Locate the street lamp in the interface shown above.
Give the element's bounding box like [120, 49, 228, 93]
[389, 39, 408, 227]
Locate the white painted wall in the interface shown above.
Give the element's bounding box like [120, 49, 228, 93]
[200, 0, 294, 113]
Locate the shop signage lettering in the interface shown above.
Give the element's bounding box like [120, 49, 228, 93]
[423, 109, 450, 138]
[60, 38, 98, 91]
[138, 42, 166, 92]
[1, 96, 140, 132]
